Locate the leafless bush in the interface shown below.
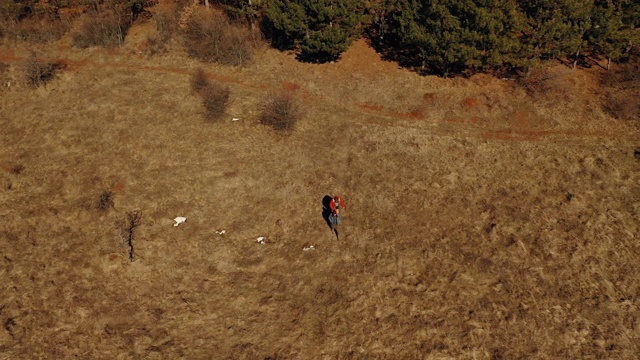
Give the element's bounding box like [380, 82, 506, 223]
[123, 210, 142, 262]
[517, 67, 558, 96]
[200, 81, 231, 122]
[97, 190, 115, 211]
[0, 62, 9, 90]
[601, 57, 640, 121]
[22, 53, 63, 88]
[2, 18, 69, 43]
[259, 93, 302, 132]
[603, 92, 640, 121]
[190, 67, 209, 93]
[190, 67, 230, 121]
[517, 66, 582, 108]
[183, 11, 260, 66]
[155, 10, 175, 42]
[73, 11, 128, 49]
[142, 10, 175, 56]
[1, 2, 27, 24]
[145, 34, 166, 56]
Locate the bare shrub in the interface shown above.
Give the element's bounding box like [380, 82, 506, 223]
[143, 10, 176, 56]
[97, 190, 115, 211]
[516, 65, 584, 110]
[183, 11, 259, 66]
[2, 18, 69, 43]
[601, 57, 640, 121]
[122, 210, 141, 262]
[145, 34, 166, 56]
[200, 81, 231, 122]
[73, 11, 129, 49]
[190, 67, 209, 93]
[155, 10, 175, 42]
[1, 3, 26, 26]
[603, 92, 640, 121]
[22, 53, 63, 88]
[517, 67, 560, 97]
[259, 93, 302, 132]
[0, 62, 9, 90]
[190, 67, 230, 121]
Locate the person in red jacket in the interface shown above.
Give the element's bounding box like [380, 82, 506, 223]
[329, 196, 346, 239]
[329, 196, 345, 214]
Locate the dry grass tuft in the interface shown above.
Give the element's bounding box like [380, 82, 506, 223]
[22, 53, 63, 88]
[259, 93, 302, 132]
[72, 11, 129, 49]
[182, 11, 261, 66]
[11, 164, 25, 175]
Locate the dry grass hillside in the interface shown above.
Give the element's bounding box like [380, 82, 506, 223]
[1, 5, 639, 359]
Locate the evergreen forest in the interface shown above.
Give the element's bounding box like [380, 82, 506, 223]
[241, 0, 639, 74]
[2, 0, 638, 75]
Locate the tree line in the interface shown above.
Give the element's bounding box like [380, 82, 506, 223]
[227, 0, 639, 75]
[2, 0, 638, 75]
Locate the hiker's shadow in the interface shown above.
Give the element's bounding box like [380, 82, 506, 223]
[322, 195, 333, 230]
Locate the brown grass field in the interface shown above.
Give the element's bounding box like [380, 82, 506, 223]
[1, 7, 640, 359]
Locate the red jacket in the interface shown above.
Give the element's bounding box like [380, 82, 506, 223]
[330, 197, 346, 214]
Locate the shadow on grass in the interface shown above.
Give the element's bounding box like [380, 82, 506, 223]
[322, 195, 333, 230]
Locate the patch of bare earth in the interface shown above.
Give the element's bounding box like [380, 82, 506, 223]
[0, 10, 639, 359]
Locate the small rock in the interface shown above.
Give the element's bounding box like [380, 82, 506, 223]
[173, 217, 187, 227]
[256, 236, 266, 244]
[634, 148, 640, 159]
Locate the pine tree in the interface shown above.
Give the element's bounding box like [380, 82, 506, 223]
[586, 0, 632, 69]
[520, 0, 637, 68]
[263, 0, 366, 62]
[518, 0, 593, 65]
[620, 0, 640, 28]
[385, 0, 527, 76]
[263, 0, 307, 50]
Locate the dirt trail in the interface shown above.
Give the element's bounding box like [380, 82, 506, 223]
[1, 50, 637, 146]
